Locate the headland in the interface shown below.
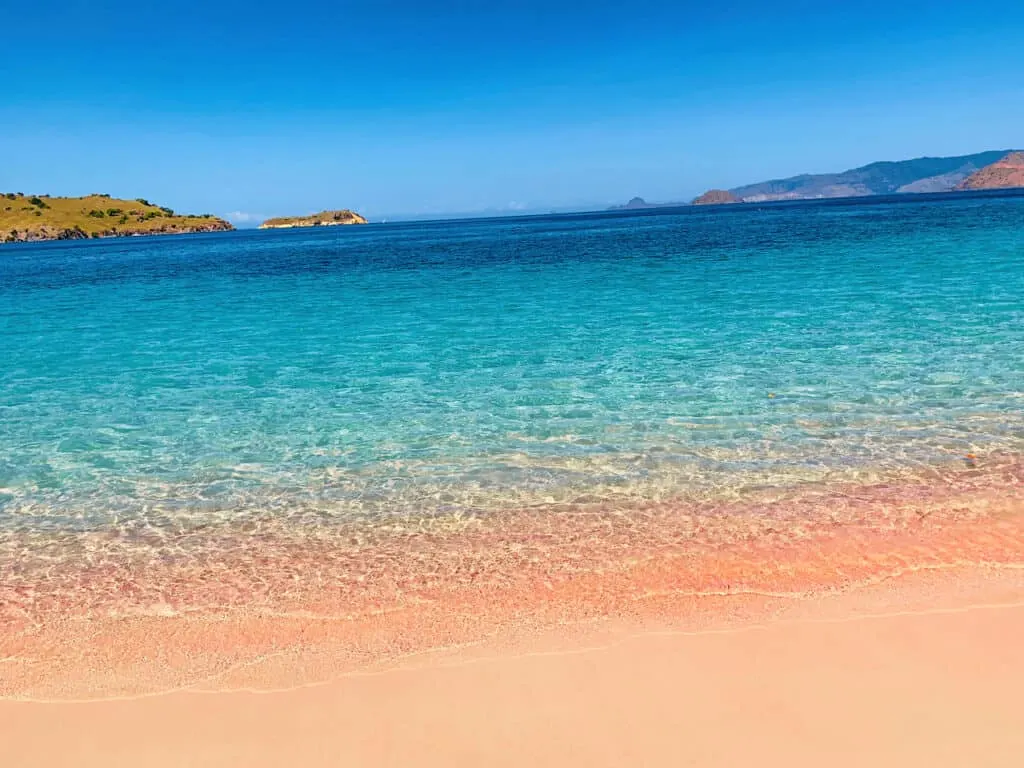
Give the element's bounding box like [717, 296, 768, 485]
[1, 193, 232, 243]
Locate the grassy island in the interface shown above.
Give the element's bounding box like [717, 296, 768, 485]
[1, 193, 233, 243]
[259, 209, 368, 229]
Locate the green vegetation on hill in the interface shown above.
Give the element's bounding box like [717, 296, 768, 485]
[259, 209, 368, 229]
[1, 193, 233, 243]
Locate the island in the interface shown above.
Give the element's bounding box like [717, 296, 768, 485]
[1, 193, 233, 243]
[609, 197, 659, 210]
[259, 209, 368, 229]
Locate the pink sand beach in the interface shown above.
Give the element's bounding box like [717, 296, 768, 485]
[2, 461, 1022, 766]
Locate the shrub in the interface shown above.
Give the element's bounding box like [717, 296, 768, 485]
[106, 208, 123, 216]
[5, 193, 15, 200]
[88, 210, 106, 218]
[159, 206, 174, 216]
[135, 198, 151, 206]
[119, 215, 128, 224]
[29, 196, 46, 207]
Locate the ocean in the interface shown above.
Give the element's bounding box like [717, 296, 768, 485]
[2, 193, 1023, 696]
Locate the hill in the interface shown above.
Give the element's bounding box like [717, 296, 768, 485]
[956, 151, 1024, 190]
[692, 189, 738, 205]
[1, 193, 232, 243]
[689, 150, 1016, 205]
[608, 197, 659, 210]
[259, 210, 368, 229]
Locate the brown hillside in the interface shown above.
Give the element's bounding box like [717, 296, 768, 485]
[259, 210, 368, 229]
[692, 189, 739, 205]
[956, 151, 1024, 190]
[1, 193, 232, 243]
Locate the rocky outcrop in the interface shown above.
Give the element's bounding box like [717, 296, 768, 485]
[956, 152, 1024, 190]
[3, 226, 89, 243]
[3, 220, 232, 243]
[259, 209, 368, 229]
[692, 189, 739, 205]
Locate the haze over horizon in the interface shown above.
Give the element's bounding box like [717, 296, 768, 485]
[3, 1, 1023, 222]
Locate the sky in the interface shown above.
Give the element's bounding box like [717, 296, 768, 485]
[2, 1, 1023, 222]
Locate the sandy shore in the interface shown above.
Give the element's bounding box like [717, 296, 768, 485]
[3, 462, 1022, 764]
[3, 565, 1024, 767]
[4, 460, 1023, 701]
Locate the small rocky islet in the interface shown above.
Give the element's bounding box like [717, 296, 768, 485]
[258, 210, 368, 229]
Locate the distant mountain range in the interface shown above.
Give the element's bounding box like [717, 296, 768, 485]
[611, 150, 1023, 209]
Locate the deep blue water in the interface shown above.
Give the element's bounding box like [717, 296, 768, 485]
[1, 195, 1023, 535]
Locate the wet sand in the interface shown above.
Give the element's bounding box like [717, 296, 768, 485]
[2, 461, 1022, 764]
[3, 459, 1023, 700]
[3, 565, 1024, 767]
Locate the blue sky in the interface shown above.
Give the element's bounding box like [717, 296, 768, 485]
[2, 1, 1023, 221]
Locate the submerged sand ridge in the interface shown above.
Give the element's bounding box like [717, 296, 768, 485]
[1, 455, 1022, 700]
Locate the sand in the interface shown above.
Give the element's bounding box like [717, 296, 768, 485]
[3, 462, 1022, 764]
[3, 566, 1024, 767]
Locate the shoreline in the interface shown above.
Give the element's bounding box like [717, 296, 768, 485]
[2, 458, 1022, 700]
[3, 564, 1023, 766]
[1, 223, 233, 244]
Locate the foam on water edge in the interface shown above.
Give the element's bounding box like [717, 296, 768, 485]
[2, 455, 1021, 700]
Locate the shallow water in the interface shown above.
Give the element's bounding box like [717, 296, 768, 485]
[2, 195, 1022, 534]
[3, 194, 1024, 697]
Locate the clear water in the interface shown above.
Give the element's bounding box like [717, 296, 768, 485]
[2, 195, 1023, 538]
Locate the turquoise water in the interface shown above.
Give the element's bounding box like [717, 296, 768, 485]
[1, 195, 1023, 538]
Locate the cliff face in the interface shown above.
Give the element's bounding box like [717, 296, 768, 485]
[259, 210, 368, 229]
[692, 189, 739, 205]
[956, 152, 1024, 190]
[1, 193, 233, 243]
